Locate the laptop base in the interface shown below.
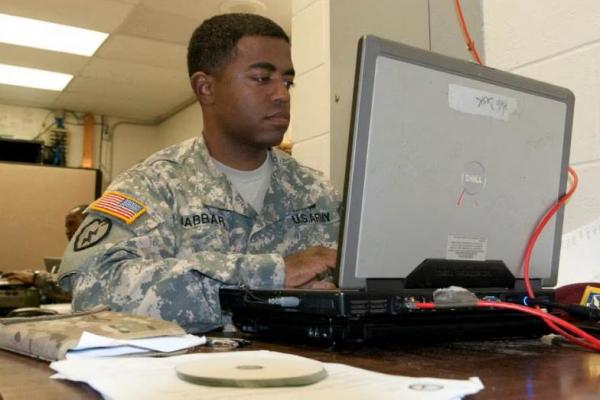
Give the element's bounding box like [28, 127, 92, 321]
[220, 287, 554, 345]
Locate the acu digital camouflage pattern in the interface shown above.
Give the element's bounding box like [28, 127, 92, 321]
[59, 137, 340, 333]
[0, 306, 184, 361]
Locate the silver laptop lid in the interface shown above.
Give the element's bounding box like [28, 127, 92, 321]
[338, 35, 574, 289]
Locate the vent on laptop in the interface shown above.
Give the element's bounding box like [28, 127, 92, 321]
[349, 299, 389, 315]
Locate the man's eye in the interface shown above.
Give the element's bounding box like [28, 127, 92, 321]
[284, 80, 295, 89]
[254, 76, 270, 83]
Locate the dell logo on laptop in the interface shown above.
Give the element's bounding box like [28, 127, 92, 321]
[464, 174, 483, 184]
[462, 161, 486, 194]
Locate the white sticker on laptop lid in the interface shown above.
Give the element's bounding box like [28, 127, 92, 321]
[448, 84, 518, 121]
[446, 235, 488, 261]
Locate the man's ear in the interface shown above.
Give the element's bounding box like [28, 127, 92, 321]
[190, 71, 215, 104]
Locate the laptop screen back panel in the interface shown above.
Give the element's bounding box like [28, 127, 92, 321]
[338, 36, 574, 289]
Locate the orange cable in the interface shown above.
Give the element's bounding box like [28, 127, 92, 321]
[454, 0, 483, 65]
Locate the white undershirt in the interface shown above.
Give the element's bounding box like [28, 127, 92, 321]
[212, 154, 273, 214]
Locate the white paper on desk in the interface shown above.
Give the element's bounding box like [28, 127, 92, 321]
[65, 331, 206, 359]
[558, 216, 600, 286]
[51, 350, 484, 400]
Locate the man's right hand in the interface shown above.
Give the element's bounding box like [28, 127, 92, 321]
[283, 246, 337, 288]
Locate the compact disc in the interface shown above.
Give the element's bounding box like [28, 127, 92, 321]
[175, 354, 327, 387]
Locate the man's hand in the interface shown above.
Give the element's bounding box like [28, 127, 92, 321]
[283, 246, 337, 288]
[0, 271, 35, 285]
[298, 280, 336, 290]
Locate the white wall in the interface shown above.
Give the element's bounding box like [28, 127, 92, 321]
[329, 0, 430, 191]
[109, 122, 161, 181]
[290, 0, 331, 178]
[0, 103, 162, 189]
[0, 103, 105, 169]
[429, 0, 484, 61]
[157, 101, 202, 148]
[1, 98, 214, 194]
[0, 104, 50, 141]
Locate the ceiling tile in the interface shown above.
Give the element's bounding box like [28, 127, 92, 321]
[116, 6, 200, 44]
[0, 43, 88, 75]
[95, 34, 187, 71]
[66, 76, 191, 106]
[53, 91, 173, 121]
[78, 58, 190, 90]
[0, 84, 60, 108]
[0, 0, 134, 33]
[141, 0, 219, 20]
[141, 0, 291, 33]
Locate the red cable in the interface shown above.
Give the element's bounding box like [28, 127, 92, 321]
[477, 301, 600, 351]
[522, 167, 578, 297]
[520, 167, 582, 345]
[454, 0, 483, 65]
[415, 300, 600, 351]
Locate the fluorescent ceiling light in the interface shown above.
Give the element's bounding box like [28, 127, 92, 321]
[0, 63, 73, 91]
[0, 13, 108, 56]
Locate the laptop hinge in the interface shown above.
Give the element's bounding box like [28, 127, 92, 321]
[364, 258, 518, 292]
[403, 259, 515, 289]
[365, 279, 407, 292]
[514, 278, 543, 291]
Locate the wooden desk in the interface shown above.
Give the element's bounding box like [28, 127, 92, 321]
[1, 338, 599, 399]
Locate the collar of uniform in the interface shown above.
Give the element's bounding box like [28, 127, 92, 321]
[192, 137, 255, 217]
[258, 149, 321, 226]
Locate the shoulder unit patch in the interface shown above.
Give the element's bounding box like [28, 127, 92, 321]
[74, 218, 112, 251]
[89, 191, 147, 224]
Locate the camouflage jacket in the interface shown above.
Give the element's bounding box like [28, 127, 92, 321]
[58, 137, 340, 333]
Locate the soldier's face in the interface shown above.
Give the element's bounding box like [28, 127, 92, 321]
[212, 36, 294, 149]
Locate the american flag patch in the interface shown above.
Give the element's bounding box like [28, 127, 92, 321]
[89, 191, 147, 224]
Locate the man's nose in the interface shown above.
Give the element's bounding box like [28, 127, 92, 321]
[272, 80, 290, 103]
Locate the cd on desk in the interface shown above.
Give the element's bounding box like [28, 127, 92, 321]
[175, 354, 327, 387]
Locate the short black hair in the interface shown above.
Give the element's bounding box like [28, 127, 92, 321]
[187, 13, 289, 77]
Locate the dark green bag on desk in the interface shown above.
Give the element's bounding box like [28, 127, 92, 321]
[0, 306, 185, 361]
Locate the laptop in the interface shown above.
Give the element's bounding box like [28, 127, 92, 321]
[220, 35, 574, 344]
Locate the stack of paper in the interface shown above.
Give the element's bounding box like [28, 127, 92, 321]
[66, 331, 206, 359]
[51, 350, 484, 399]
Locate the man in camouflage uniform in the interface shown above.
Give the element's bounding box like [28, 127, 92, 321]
[58, 14, 339, 333]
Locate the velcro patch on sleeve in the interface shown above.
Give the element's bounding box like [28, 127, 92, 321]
[89, 191, 147, 224]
